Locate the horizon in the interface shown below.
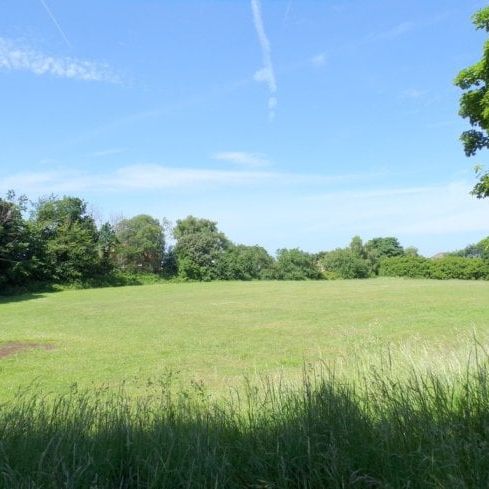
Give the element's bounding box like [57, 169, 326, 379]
[1, 0, 489, 256]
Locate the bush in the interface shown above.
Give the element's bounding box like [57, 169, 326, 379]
[380, 256, 489, 280]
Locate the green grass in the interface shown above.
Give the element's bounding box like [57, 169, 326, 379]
[2, 359, 489, 488]
[2, 278, 489, 487]
[1, 278, 489, 397]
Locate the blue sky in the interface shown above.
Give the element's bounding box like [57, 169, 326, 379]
[1, 0, 488, 255]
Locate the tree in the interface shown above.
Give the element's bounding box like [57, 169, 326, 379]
[218, 244, 273, 280]
[319, 248, 370, 279]
[451, 236, 489, 259]
[455, 6, 489, 197]
[97, 222, 118, 271]
[173, 216, 230, 281]
[0, 191, 32, 286]
[115, 215, 164, 273]
[404, 246, 419, 257]
[271, 248, 321, 280]
[30, 196, 101, 282]
[365, 237, 404, 275]
[349, 236, 367, 259]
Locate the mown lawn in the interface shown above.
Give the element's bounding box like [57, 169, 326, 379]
[0, 278, 488, 397]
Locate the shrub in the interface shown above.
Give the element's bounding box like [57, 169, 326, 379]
[380, 256, 489, 280]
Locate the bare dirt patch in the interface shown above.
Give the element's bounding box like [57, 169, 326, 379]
[0, 342, 55, 359]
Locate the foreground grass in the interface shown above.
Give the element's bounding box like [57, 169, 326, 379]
[2, 356, 489, 488]
[1, 279, 489, 396]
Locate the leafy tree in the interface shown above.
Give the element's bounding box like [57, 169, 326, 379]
[349, 236, 367, 259]
[115, 215, 164, 273]
[0, 191, 32, 286]
[451, 236, 489, 259]
[30, 196, 101, 282]
[97, 222, 118, 271]
[319, 248, 370, 279]
[455, 6, 489, 197]
[365, 237, 404, 259]
[173, 216, 230, 281]
[270, 248, 320, 280]
[218, 244, 273, 280]
[365, 237, 404, 275]
[404, 246, 419, 257]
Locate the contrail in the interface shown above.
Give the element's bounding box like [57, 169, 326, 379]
[39, 0, 72, 48]
[251, 0, 277, 120]
[283, 0, 292, 26]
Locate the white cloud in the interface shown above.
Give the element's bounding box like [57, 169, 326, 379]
[251, 0, 277, 120]
[90, 148, 126, 157]
[0, 164, 373, 195]
[311, 53, 327, 67]
[3, 166, 485, 255]
[0, 37, 120, 83]
[213, 151, 271, 168]
[304, 181, 489, 237]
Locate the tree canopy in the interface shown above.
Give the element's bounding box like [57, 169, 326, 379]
[1, 190, 488, 291]
[115, 215, 165, 273]
[455, 6, 489, 197]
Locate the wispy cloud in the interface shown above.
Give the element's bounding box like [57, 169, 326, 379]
[0, 165, 372, 194]
[251, 0, 277, 120]
[39, 0, 72, 48]
[212, 152, 270, 168]
[0, 37, 120, 83]
[311, 53, 327, 68]
[304, 181, 488, 237]
[90, 148, 127, 157]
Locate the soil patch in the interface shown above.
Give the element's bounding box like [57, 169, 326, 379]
[0, 342, 55, 359]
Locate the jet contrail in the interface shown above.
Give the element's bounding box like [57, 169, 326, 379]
[39, 0, 72, 48]
[251, 0, 277, 120]
[283, 0, 292, 26]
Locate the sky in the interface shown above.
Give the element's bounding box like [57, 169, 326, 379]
[1, 0, 488, 256]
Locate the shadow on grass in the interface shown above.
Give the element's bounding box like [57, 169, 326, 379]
[1, 364, 489, 488]
[0, 273, 158, 304]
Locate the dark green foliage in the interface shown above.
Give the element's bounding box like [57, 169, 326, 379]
[97, 222, 118, 271]
[270, 248, 321, 280]
[115, 215, 165, 273]
[0, 192, 32, 286]
[2, 189, 489, 288]
[319, 248, 371, 279]
[160, 247, 178, 278]
[30, 196, 102, 282]
[365, 237, 404, 275]
[365, 236, 404, 259]
[3, 361, 489, 487]
[379, 256, 432, 278]
[380, 255, 489, 280]
[173, 216, 230, 281]
[217, 244, 274, 280]
[455, 6, 489, 197]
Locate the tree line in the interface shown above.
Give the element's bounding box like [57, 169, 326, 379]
[1, 191, 488, 291]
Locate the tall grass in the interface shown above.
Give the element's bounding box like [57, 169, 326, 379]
[1, 353, 489, 488]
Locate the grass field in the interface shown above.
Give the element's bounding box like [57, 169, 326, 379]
[1, 278, 489, 397]
[2, 278, 489, 487]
